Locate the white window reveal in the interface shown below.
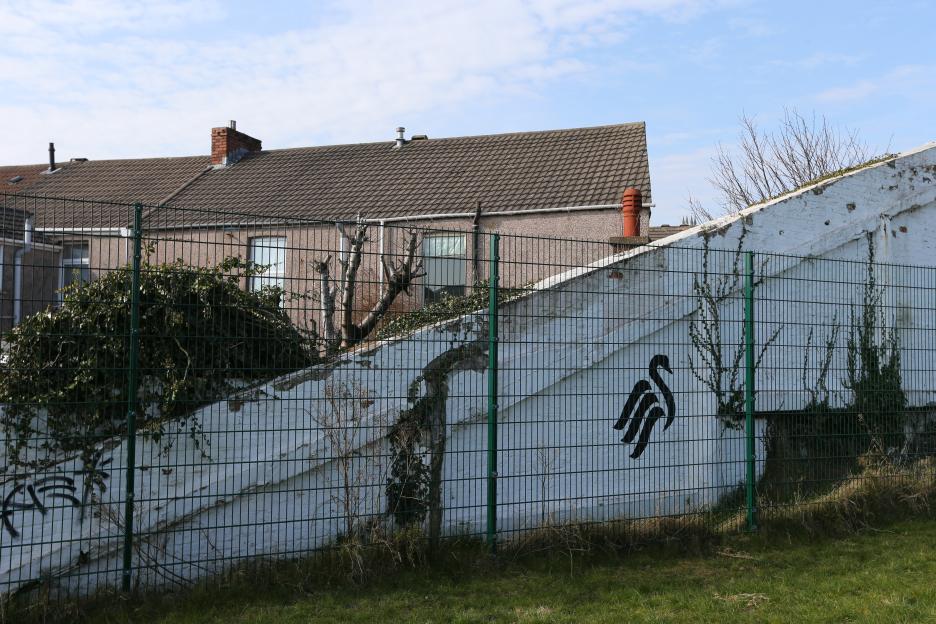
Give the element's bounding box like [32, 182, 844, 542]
[423, 234, 466, 303]
[248, 236, 287, 292]
[61, 242, 91, 291]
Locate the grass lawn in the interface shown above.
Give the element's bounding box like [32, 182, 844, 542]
[51, 516, 936, 624]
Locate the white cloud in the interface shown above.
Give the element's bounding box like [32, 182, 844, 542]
[813, 64, 936, 105]
[728, 16, 772, 37]
[815, 80, 879, 103]
[0, 0, 722, 164]
[769, 52, 863, 70]
[649, 146, 717, 224]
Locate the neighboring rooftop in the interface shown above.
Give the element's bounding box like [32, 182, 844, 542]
[166, 122, 651, 222]
[648, 224, 690, 241]
[0, 164, 47, 194]
[4, 156, 211, 228]
[4, 122, 651, 228]
[0, 205, 31, 239]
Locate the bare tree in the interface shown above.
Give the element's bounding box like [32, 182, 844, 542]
[313, 219, 424, 355]
[709, 108, 871, 214]
[311, 381, 388, 540]
[687, 194, 714, 224]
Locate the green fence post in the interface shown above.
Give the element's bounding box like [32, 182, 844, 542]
[122, 203, 143, 592]
[486, 233, 500, 554]
[743, 250, 757, 531]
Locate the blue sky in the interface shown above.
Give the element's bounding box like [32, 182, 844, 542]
[1, 0, 933, 223]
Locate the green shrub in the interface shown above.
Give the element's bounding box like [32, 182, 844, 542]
[1, 256, 319, 473]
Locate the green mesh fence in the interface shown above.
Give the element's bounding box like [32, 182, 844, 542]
[0, 192, 933, 598]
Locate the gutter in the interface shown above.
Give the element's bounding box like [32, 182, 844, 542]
[35, 227, 131, 236]
[370, 202, 656, 223]
[93, 202, 655, 232]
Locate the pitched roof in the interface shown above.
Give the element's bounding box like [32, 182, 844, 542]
[3, 122, 650, 228]
[9, 156, 210, 228]
[648, 224, 691, 241]
[0, 164, 47, 194]
[162, 122, 651, 223]
[0, 205, 30, 239]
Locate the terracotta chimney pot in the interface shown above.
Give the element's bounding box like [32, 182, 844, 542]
[621, 187, 642, 237]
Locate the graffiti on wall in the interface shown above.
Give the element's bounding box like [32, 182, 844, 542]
[614, 354, 675, 459]
[2, 455, 112, 538]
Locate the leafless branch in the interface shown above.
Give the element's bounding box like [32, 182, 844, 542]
[687, 194, 713, 225]
[312, 220, 425, 353]
[709, 108, 871, 214]
[310, 382, 387, 540]
[357, 229, 425, 340]
[313, 255, 338, 353]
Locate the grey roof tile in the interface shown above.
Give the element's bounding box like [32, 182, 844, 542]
[161, 122, 650, 225]
[0, 164, 47, 194]
[4, 156, 210, 228]
[4, 123, 650, 229]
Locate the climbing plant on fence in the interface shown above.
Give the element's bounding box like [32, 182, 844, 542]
[845, 234, 908, 458]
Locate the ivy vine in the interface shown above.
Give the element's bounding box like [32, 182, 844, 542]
[1, 254, 319, 476]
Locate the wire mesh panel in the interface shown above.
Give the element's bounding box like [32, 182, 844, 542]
[2, 191, 936, 601]
[0, 194, 134, 596]
[754, 242, 936, 520]
[492, 234, 754, 536]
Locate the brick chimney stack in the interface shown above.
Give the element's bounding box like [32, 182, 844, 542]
[211, 121, 262, 167]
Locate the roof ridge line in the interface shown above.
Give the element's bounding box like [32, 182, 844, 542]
[256, 121, 646, 154]
[144, 165, 215, 220]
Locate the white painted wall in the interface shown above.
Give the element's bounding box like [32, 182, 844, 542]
[2, 142, 935, 594]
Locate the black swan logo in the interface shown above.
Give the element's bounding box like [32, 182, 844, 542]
[613, 354, 675, 459]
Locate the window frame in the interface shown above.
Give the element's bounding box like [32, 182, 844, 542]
[248, 235, 288, 293]
[422, 233, 467, 304]
[59, 241, 91, 297]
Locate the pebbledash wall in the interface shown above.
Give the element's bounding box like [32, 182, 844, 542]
[26, 206, 630, 336]
[3, 142, 936, 593]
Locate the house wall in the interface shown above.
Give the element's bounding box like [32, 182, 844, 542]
[128, 209, 624, 337]
[17, 247, 60, 322]
[14, 234, 127, 318]
[0, 245, 11, 331]
[15, 209, 622, 333]
[0, 244, 14, 332]
[0, 243, 61, 332]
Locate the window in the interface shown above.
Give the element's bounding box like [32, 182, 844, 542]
[248, 236, 286, 292]
[61, 242, 90, 291]
[423, 234, 466, 303]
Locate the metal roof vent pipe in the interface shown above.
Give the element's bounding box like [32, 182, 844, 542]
[48, 142, 56, 172]
[394, 127, 406, 149]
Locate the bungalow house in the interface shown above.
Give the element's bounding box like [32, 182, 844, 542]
[1, 122, 685, 330]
